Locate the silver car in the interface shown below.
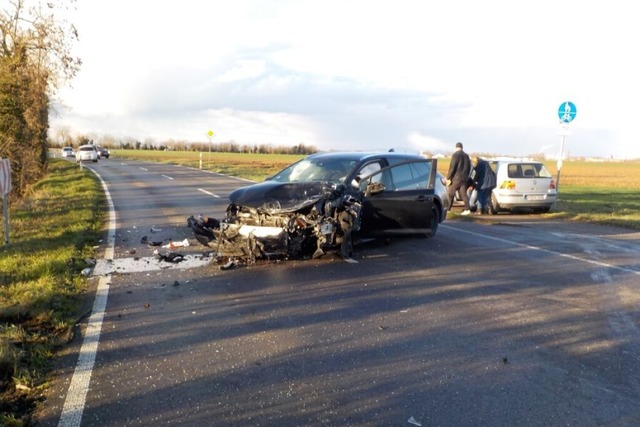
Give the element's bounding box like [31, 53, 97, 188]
[489, 159, 557, 214]
[61, 147, 75, 158]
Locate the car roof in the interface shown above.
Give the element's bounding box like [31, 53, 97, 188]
[306, 151, 426, 162]
[488, 157, 542, 164]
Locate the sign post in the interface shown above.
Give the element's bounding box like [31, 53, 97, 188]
[556, 101, 577, 191]
[206, 130, 215, 166]
[0, 158, 12, 246]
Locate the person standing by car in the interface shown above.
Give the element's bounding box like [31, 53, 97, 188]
[446, 142, 472, 215]
[472, 156, 497, 214]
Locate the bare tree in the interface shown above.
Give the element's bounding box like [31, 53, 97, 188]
[0, 0, 80, 195]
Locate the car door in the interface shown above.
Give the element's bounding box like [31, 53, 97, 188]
[359, 159, 436, 236]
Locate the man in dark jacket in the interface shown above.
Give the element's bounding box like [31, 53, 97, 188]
[446, 142, 472, 215]
[472, 156, 497, 214]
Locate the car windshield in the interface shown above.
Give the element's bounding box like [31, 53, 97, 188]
[270, 158, 358, 184]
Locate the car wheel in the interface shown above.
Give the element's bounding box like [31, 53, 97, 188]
[536, 206, 551, 214]
[489, 193, 500, 215]
[426, 206, 440, 238]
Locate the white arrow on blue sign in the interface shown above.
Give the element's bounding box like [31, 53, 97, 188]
[558, 101, 577, 123]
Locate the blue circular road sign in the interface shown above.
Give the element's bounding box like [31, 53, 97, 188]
[558, 101, 577, 123]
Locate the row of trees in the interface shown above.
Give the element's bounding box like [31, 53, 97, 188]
[49, 130, 318, 155]
[0, 0, 80, 197]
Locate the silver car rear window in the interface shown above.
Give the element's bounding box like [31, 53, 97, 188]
[506, 163, 552, 179]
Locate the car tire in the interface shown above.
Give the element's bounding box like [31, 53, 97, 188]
[489, 193, 500, 215]
[425, 206, 440, 238]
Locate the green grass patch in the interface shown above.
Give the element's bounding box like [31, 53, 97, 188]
[1, 159, 106, 425]
[554, 187, 640, 229]
[112, 150, 304, 182]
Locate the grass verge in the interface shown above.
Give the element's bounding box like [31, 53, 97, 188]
[0, 159, 106, 426]
[553, 187, 640, 230]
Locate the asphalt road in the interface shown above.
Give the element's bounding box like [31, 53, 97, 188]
[37, 159, 640, 427]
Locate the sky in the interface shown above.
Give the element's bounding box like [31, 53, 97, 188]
[51, 0, 640, 159]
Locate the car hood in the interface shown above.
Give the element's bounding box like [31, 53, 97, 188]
[228, 181, 333, 212]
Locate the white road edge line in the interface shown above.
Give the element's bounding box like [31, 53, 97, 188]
[198, 188, 221, 198]
[58, 168, 116, 427]
[441, 224, 640, 276]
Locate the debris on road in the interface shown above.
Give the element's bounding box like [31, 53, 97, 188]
[162, 238, 190, 249]
[219, 259, 237, 270]
[155, 251, 185, 263]
[407, 416, 422, 426]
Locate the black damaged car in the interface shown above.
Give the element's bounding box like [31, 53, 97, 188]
[188, 151, 449, 263]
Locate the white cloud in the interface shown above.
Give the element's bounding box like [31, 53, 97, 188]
[51, 0, 640, 159]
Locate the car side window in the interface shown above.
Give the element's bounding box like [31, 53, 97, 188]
[357, 161, 393, 191]
[357, 162, 382, 181]
[357, 161, 390, 187]
[390, 162, 431, 191]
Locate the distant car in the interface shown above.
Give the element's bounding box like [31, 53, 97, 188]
[489, 159, 557, 214]
[189, 151, 449, 262]
[76, 145, 98, 163]
[96, 146, 110, 159]
[61, 147, 75, 158]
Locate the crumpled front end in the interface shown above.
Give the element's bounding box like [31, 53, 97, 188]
[188, 183, 362, 264]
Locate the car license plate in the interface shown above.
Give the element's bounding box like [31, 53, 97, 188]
[320, 223, 334, 235]
[526, 195, 545, 201]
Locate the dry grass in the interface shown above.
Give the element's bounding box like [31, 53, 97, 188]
[548, 160, 640, 189]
